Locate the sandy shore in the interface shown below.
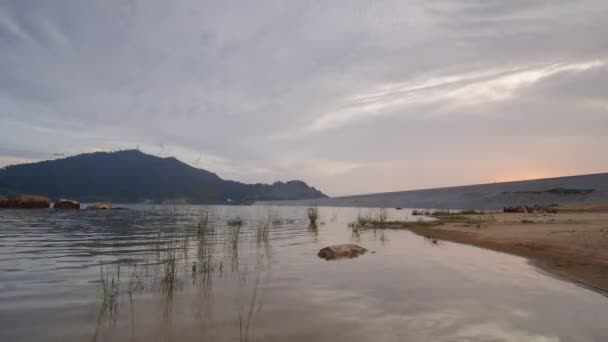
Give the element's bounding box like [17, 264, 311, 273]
[388, 212, 608, 295]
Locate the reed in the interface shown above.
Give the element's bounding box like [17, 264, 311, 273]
[239, 268, 261, 342]
[197, 208, 209, 234]
[227, 217, 244, 227]
[127, 265, 144, 338]
[93, 262, 121, 342]
[375, 208, 388, 224]
[229, 220, 242, 250]
[307, 205, 318, 225]
[161, 240, 178, 323]
[256, 220, 271, 246]
[98, 262, 120, 324]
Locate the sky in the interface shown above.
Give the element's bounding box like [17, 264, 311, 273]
[1, 0, 607, 196]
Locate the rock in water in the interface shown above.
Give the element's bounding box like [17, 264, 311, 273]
[8, 194, 51, 209]
[0, 196, 8, 208]
[318, 244, 368, 260]
[88, 202, 112, 210]
[54, 199, 80, 209]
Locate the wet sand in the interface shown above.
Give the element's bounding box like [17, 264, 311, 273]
[389, 212, 608, 295]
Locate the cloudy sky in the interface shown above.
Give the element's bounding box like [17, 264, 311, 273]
[1, 0, 607, 196]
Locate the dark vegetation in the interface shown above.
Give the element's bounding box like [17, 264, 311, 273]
[0, 150, 327, 204]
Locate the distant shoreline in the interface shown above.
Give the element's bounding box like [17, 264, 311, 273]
[256, 172, 608, 210]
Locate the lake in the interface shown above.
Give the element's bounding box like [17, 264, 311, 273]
[1, 205, 607, 341]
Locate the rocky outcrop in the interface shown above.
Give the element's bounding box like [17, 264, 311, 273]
[0, 196, 8, 208]
[88, 202, 112, 210]
[6, 194, 51, 209]
[318, 244, 368, 260]
[54, 199, 80, 209]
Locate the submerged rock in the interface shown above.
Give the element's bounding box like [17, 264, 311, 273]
[7, 194, 51, 209]
[318, 244, 368, 260]
[88, 202, 112, 210]
[0, 196, 8, 208]
[54, 199, 80, 209]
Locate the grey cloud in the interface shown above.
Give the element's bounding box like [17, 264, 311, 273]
[0, 0, 607, 195]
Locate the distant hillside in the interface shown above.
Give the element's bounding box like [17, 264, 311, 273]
[256, 173, 608, 210]
[0, 150, 327, 204]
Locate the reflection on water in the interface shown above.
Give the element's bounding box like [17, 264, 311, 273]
[1, 205, 607, 342]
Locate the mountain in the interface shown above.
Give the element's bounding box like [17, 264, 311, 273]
[0, 150, 327, 204]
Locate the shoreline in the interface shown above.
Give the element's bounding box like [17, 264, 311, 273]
[381, 212, 608, 296]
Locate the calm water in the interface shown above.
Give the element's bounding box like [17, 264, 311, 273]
[1, 205, 607, 342]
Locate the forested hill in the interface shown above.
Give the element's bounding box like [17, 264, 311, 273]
[0, 150, 327, 204]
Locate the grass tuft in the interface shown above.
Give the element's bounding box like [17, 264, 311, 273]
[307, 205, 318, 225]
[227, 217, 245, 227]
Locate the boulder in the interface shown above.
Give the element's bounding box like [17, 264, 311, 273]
[8, 194, 51, 209]
[54, 199, 80, 209]
[0, 196, 8, 208]
[318, 244, 368, 260]
[88, 202, 112, 210]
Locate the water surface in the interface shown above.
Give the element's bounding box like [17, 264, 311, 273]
[1, 205, 607, 341]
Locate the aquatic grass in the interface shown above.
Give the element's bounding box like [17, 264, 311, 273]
[229, 220, 242, 249]
[193, 214, 216, 292]
[127, 264, 145, 295]
[256, 220, 271, 246]
[93, 262, 120, 342]
[181, 232, 190, 261]
[98, 262, 120, 325]
[348, 210, 376, 229]
[153, 231, 163, 259]
[127, 265, 145, 339]
[374, 229, 389, 245]
[160, 239, 179, 323]
[330, 209, 340, 222]
[197, 208, 210, 234]
[239, 271, 261, 342]
[307, 205, 318, 225]
[256, 219, 272, 269]
[237, 242, 270, 342]
[375, 208, 388, 224]
[227, 217, 245, 227]
[356, 210, 375, 226]
[351, 223, 361, 240]
[226, 218, 242, 272]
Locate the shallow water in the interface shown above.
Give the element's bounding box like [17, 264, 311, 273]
[0, 205, 607, 342]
